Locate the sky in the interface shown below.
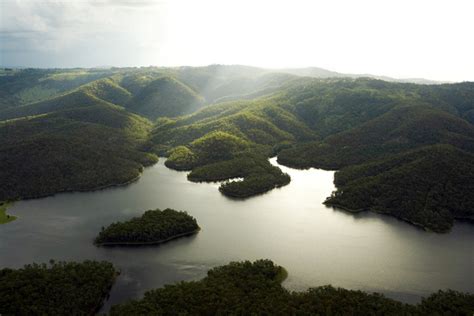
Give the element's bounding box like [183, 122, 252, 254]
[0, 0, 473, 82]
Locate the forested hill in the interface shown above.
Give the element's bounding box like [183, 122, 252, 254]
[150, 76, 474, 231]
[325, 145, 474, 232]
[0, 103, 158, 201]
[0, 66, 473, 231]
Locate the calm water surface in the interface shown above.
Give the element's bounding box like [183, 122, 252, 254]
[1, 158, 473, 312]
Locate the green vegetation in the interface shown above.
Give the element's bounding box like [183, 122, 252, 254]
[1, 67, 474, 230]
[189, 154, 290, 198]
[165, 145, 198, 170]
[165, 131, 251, 169]
[94, 208, 199, 245]
[325, 145, 474, 232]
[0, 103, 158, 202]
[1, 259, 472, 315]
[126, 76, 204, 119]
[276, 100, 474, 232]
[152, 75, 474, 211]
[0, 89, 115, 121]
[0, 68, 111, 109]
[110, 259, 474, 315]
[0, 260, 117, 315]
[163, 131, 291, 197]
[0, 202, 16, 224]
[277, 105, 474, 170]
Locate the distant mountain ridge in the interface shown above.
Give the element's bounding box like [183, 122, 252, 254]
[276, 66, 448, 84]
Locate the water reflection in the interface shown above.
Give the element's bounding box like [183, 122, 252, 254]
[0, 158, 473, 312]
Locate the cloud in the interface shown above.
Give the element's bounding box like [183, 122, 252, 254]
[0, 0, 473, 81]
[0, 0, 166, 67]
[94, 0, 163, 7]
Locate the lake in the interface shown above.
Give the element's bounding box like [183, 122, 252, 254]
[1, 158, 473, 312]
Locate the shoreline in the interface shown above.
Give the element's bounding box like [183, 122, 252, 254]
[1, 163, 153, 205]
[95, 228, 200, 247]
[324, 201, 449, 233]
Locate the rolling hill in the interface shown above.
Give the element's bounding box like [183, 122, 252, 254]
[277, 105, 474, 169]
[0, 103, 157, 202]
[0, 68, 112, 109]
[325, 145, 474, 232]
[125, 76, 204, 119]
[0, 89, 116, 121]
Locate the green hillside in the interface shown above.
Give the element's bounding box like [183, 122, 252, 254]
[163, 131, 290, 197]
[77, 77, 132, 106]
[278, 105, 474, 169]
[325, 145, 474, 232]
[0, 89, 115, 121]
[151, 96, 315, 153]
[126, 76, 204, 119]
[0, 68, 111, 109]
[0, 103, 157, 202]
[189, 154, 290, 198]
[165, 131, 251, 170]
[174, 65, 298, 103]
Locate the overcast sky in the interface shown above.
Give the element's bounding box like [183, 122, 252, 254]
[1, 0, 473, 81]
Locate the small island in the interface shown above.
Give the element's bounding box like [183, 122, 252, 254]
[94, 208, 200, 246]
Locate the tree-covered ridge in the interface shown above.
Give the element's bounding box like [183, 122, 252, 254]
[0, 75, 200, 121]
[0, 89, 115, 121]
[151, 96, 315, 154]
[94, 208, 199, 245]
[0, 103, 157, 202]
[151, 77, 474, 159]
[162, 130, 291, 198]
[277, 105, 474, 170]
[165, 131, 251, 170]
[125, 76, 204, 119]
[324, 145, 474, 232]
[0, 260, 117, 315]
[110, 259, 474, 315]
[189, 154, 290, 198]
[0, 68, 112, 109]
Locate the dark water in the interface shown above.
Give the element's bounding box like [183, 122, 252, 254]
[1, 159, 473, 312]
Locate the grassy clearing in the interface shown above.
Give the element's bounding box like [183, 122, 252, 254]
[0, 202, 17, 224]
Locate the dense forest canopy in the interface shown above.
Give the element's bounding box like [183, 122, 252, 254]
[0, 260, 117, 315]
[325, 145, 474, 232]
[2, 259, 473, 315]
[1, 66, 473, 231]
[0, 102, 157, 202]
[95, 208, 199, 245]
[110, 259, 474, 315]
